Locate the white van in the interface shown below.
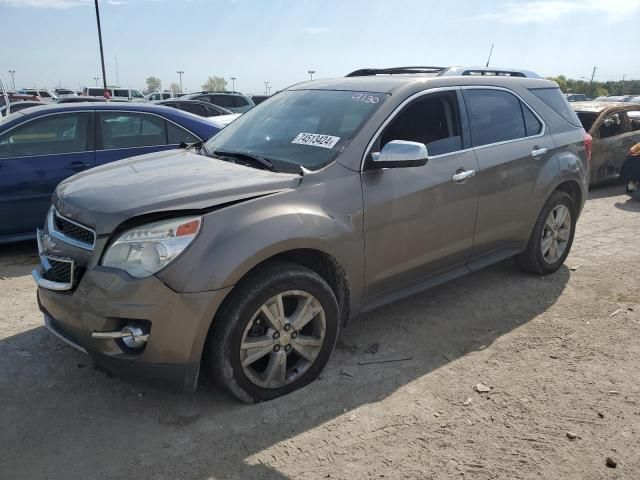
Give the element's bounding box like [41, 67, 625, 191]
[82, 87, 145, 101]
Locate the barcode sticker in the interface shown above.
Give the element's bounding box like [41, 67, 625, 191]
[291, 133, 341, 149]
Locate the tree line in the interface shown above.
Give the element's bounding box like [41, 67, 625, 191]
[546, 75, 640, 98]
[143, 76, 227, 95]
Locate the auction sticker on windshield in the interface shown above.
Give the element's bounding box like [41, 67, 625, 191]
[292, 133, 341, 149]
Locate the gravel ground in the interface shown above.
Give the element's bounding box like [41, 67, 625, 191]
[0, 185, 639, 480]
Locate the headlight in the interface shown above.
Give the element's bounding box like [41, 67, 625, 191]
[102, 216, 201, 278]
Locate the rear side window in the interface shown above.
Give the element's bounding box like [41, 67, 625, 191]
[180, 102, 208, 117]
[99, 112, 166, 149]
[208, 95, 235, 108]
[167, 122, 199, 144]
[530, 87, 581, 127]
[463, 89, 526, 146]
[114, 89, 129, 98]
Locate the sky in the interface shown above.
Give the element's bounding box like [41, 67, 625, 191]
[1, 0, 639, 95]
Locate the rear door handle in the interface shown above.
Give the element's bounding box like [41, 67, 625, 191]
[531, 147, 548, 159]
[451, 169, 476, 183]
[67, 161, 91, 172]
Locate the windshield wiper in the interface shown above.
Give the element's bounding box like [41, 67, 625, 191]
[213, 150, 279, 172]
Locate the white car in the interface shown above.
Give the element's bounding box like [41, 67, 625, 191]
[82, 87, 145, 101]
[206, 113, 241, 129]
[54, 88, 77, 98]
[21, 88, 58, 103]
[146, 92, 183, 101]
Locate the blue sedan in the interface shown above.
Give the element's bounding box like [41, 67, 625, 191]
[0, 102, 221, 243]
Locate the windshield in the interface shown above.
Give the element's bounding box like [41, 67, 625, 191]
[204, 89, 387, 172]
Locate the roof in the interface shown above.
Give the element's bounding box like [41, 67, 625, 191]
[571, 101, 638, 113]
[288, 74, 556, 96]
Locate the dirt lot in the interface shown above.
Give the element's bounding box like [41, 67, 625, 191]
[1, 185, 639, 480]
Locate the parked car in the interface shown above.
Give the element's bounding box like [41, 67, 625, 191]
[33, 66, 589, 402]
[55, 96, 129, 104]
[54, 88, 77, 98]
[82, 87, 145, 101]
[146, 92, 184, 101]
[250, 94, 271, 105]
[156, 99, 232, 117]
[20, 88, 58, 103]
[565, 93, 586, 102]
[0, 103, 221, 243]
[181, 91, 255, 113]
[9, 91, 40, 102]
[629, 96, 640, 104]
[594, 95, 633, 102]
[0, 101, 45, 117]
[206, 113, 241, 129]
[621, 142, 640, 196]
[571, 101, 640, 185]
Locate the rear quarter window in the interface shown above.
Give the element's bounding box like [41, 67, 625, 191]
[530, 87, 582, 127]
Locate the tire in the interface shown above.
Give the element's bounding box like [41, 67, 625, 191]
[516, 190, 577, 275]
[204, 261, 340, 403]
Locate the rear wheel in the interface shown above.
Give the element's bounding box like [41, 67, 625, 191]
[204, 261, 340, 403]
[516, 190, 576, 275]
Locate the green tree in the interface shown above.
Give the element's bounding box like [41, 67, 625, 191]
[169, 82, 181, 94]
[144, 76, 162, 95]
[202, 76, 227, 92]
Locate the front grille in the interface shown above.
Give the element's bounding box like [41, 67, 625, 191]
[53, 213, 95, 248]
[43, 258, 72, 284]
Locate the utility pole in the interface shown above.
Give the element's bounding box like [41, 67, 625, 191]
[485, 43, 494, 68]
[588, 66, 597, 97]
[94, 0, 108, 95]
[622, 73, 627, 95]
[176, 70, 184, 93]
[230, 77, 236, 92]
[308, 70, 316, 80]
[115, 56, 120, 86]
[8, 70, 15, 90]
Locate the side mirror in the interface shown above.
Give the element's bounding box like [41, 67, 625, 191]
[371, 140, 429, 168]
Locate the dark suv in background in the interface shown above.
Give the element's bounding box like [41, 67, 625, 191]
[34, 66, 590, 402]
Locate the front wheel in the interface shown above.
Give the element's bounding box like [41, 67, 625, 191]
[516, 190, 577, 275]
[204, 261, 340, 403]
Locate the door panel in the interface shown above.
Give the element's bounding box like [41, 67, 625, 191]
[0, 112, 94, 238]
[362, 151, 479, 298]
[461, 87, 556, 262]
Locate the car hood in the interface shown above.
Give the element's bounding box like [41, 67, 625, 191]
[53, 149, 301, 235]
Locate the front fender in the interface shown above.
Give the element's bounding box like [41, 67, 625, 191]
[157, 166, 365, 307]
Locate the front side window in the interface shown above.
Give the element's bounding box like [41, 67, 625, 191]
[204, 89, 387, 172]
[0, 113, 90, 158]
[132, 90, 144, 98]
[378, 90, 463, 156]
[40, 91, 51, 98]
[599, 112, 627, 139]
[114, 90, 129, 98]
[99, 112, 166, 149]
[464, 89, 528, 147]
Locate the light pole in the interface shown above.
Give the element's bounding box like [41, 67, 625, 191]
[94, 76, 100, 86]
[176, 70, 184, 93]
[264, 81, 270, 95]
[94, 0, 108, 95]
[8, 70, 15, 90]
[308, 70, 316, 80]
[230, 77, 236, 93]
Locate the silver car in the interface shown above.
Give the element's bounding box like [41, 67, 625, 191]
[33, 67, 590, 402]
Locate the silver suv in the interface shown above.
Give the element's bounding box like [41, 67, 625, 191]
[33, 66, 590, 402]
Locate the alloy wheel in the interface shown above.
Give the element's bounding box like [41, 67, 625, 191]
[541, 204, 572, 264]
[239, 290, 326, 389]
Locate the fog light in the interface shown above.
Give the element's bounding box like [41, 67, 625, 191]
[122, 325, 147, 349]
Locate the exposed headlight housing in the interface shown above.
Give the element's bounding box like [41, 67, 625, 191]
[102, 216, 201, 278]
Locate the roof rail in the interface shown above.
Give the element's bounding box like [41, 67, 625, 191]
[439, 66, 540, 78]
[345, 66, 447, 77]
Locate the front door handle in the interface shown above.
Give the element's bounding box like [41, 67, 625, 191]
[531, 146, 548, 159]
[452, 169, 476, 183]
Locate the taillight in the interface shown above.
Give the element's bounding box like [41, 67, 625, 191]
[583, 133, 592, 169]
